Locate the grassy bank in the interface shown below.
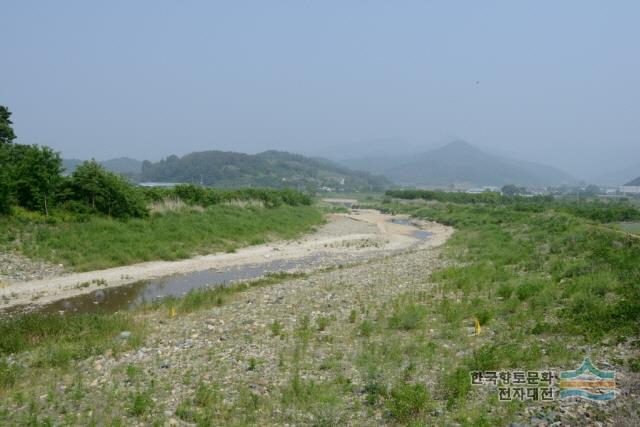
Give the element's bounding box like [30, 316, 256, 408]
[366, 194, 640, 423]
[376, 194, 640, 339]
[0, 204, 323, 272]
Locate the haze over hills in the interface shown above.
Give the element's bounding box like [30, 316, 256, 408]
[593, 164, 640, 186]
[63, 142, 580, 190]
[626, 176, 640, 186]
[309, 138, 434, 163]
[140, 150, 390, 192]
[62, 157, 143, 176]
[342, 140, 577, 188]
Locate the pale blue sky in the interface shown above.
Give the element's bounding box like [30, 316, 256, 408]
[2, 1, 639, 179]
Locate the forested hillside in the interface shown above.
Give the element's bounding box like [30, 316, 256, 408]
[141, 150, 390, 192]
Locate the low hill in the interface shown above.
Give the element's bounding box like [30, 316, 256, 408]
[99, 157, 143, 175]
[625, 176, 640, 186]
[382, 141, 576, 187]
[140, 150, 390, 192]
[593, 163, 640, 186]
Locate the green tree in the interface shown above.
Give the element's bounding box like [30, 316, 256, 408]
[11, 145, 63, 217]
[71, 160, 148, 218]
[501, 184, 525, 196]
[0, 145, 11, 214]
[0, 106, 17, 145]
[71, 160, 104, 210]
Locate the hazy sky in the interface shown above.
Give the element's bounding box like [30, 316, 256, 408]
[2, 1, 639, 179]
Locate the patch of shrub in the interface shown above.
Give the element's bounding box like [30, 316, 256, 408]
[386, 381, 430, 422]
[388, 303, 427, 331]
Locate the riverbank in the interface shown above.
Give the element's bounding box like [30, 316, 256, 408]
[0, 210, 452, 311]
[0, 203, 322, 277]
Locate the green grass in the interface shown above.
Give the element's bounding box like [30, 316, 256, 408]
[360, 193, 640, 423]
[0, 204, 323, 271]
[379, 196, 640, 341]
[0, 272, 307, 395]
[0, 311, 144, 393]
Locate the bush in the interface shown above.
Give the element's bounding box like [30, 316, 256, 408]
[442, 367, 471, 408]
[386, 381, 430, 422]
[388, 303, 427, 331]
[2, 144, 63, 216]
[142, 184, 312, 209]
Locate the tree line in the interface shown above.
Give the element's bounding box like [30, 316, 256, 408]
[0, 106, 311, 219]
[385, 189, 640, 223]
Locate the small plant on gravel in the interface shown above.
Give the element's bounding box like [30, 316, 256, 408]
[496, 283, 514, 299]
[270, 320, 284, 336]
[363, 375, 387, 406]
[295, 314, 312, 345]
[0, 359, 20, 388]
[175, 401, 197, 423]
[386, 381, 431, 422]
[475, 307, 493, 326]
[125, 363, 142, 383]
[358, 319, 374, 338]
[388, 302, 428, 331]
[129, 389, 154, 416]
[441, 367, 472, 409]
[348, 309, 357, 323]
[194, 381, 220, 407]
[247, 357, 257, 371]
[316, 316, 331, 331]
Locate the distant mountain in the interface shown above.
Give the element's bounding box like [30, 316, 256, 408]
[99, 157, 143, 175]
[140, 150, 390, 192]
[625, 177, 640, 186]
[381, 140, 576, 188]
[309, 138, 439, 163]
[62, 158, 83, 174]
[63, 157, 142, 176]
[593, 163, 640, 186]
[339, 155, 412, 175]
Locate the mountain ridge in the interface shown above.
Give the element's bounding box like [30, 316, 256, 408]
[62, 157, 142, 176]
[625, 176, 640, 186]
[348, 140, 576, 187]
[140, 149, 390, 192]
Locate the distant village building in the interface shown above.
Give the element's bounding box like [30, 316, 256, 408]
[138, 182, 183, 188]
[466, 186, 500, 194]
[619, 186, 640, 194]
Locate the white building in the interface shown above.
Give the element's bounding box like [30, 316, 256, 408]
[619, 186, 640, 194]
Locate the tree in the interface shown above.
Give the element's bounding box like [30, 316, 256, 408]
[11, 144, 63, 217]
[583, 184, 601, 197]
[0, 145, 11, 214]
[0, 106, 17, 145]
[71, 160, 105, 210]
[501, 184, 525, 196]
[71, 160, 148, 218]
